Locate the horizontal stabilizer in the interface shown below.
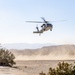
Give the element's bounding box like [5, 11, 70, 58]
[33, 31, 43, 33]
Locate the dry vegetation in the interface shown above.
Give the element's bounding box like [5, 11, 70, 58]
[0, 48, 16, 67]
[39, 62, 75, 75]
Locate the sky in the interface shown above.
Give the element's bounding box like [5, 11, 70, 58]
[0, 0, 75, 45]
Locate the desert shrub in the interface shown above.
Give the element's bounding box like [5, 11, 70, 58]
[39, 61, 75, 75]
[0, 48, 16, 67]
[39, 71, 46, 75]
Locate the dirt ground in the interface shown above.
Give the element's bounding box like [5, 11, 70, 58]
[0, 60, 75, 75]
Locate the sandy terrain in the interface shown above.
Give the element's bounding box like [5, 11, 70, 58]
[0, 60, 75, 75]
[0, 45, 75, 75]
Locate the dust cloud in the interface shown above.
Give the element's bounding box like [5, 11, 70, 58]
[11, 45, 75, 60]
[15, 54, 75, 60]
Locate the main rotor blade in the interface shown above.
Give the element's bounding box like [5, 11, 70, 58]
[47, 20, 67, 22]
[26, 21, 44, 23]
[41, 17, 47, 23]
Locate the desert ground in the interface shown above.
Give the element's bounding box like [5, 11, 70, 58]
[0, 60, 75, 75]
[0, 45, 75, 75]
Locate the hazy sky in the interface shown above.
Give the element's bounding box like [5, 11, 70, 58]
[0, 0, 75, 44]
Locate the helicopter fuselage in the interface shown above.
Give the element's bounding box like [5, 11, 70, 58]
[41, 23, 53, 32]
[33, 23, 53, 34]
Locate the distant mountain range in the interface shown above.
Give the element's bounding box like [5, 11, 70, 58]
[1, 43, 54, 49]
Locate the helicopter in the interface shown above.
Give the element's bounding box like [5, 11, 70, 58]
[26, 17, 66, 35]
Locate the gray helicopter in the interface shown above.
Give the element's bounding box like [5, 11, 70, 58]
[26, 17, 66, 35]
